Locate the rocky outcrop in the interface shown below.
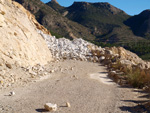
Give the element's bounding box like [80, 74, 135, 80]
[0, 0, 52, 67]
[12, 1, 51, 35]
[51, 0, 59, 4]
[96, 2, 125, 15]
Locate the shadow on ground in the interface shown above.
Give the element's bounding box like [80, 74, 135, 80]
[118, 87, 150, 113]
[35, 108, 48, 112]
[119, 100, 149, 113]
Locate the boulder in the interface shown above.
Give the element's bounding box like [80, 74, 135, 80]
[99, 56, 105, 61]
[109, 71, 116, 76]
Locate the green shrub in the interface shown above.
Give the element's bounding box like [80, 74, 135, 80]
[50, 31, 62, 39]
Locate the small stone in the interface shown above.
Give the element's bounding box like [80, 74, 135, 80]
[0, 80, 3, 84]
[31, 75, 35, 78]
[60, 68, 63, 72]
[99, 56, 105, 61]
[0, 107, 3, 111]
[93, 56, 99, 62]
[7, 83, 11, 87]
[44, 72, 48, 75]
[5, 63, 12, 69]
[66, 102, 71, 107]
[30, 71, 37, 76]
[0, 63, 3, 66]
[50, 70, 55, 73]
[109, 71, 116, 76]
[70, 67, 74, 70]
[9, 91, 15, 96]
[73, 75, 78, 79]
[44, 103, 57, 111]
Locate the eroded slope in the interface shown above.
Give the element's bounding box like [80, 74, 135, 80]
[0, 0, 52, 67]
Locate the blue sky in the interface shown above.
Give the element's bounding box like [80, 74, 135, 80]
[41, 0, 150, 16]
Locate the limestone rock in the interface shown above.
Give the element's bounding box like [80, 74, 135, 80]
[0, 0, 52, 67]
[109, 71, 116, 76]
[99, 56, 105, 61]
[5, 63, 12, 69]
[66, 102, 71, 107]
[9, 91, 15, 96]
[40, 31, 103, 62]
[50, 70, 55, 73]
[44, 103, 57, 111]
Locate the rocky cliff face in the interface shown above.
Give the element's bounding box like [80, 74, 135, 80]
[0, 0, 52, 67]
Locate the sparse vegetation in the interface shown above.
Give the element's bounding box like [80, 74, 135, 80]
[115, 66, 150, 89]
[126, 69, 146, 88]
[50, 30, 62, 38]
[123, 41, 150, 60]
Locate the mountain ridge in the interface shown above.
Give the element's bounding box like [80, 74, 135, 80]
[70, 2, 126, 15]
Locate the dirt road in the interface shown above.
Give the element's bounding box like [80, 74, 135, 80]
[0, 60, 148, 113]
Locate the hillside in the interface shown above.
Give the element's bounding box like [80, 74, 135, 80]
[14, 0, 95, 41]
[125, 10, 150, 39]
[0, 0, 52, 67]
[47, 1, 145, 44]
[59, 2, 128, 35]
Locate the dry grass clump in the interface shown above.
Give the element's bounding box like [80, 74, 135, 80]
[126, 68, 150, 88]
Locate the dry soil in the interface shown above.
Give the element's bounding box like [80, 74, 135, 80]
[0, 60, 149, 113]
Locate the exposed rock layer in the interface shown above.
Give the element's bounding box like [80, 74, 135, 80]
[0, 0, 52, 67]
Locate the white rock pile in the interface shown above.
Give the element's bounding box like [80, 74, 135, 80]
[38, 30, 103, 62]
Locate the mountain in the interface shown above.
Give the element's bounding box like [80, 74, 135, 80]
[59, 2, 128, 33]
[14, 0, 95, 41]
[0, 0, 52, 67]
[125, 10, 150, 39]
[47, 1, 145, 44]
